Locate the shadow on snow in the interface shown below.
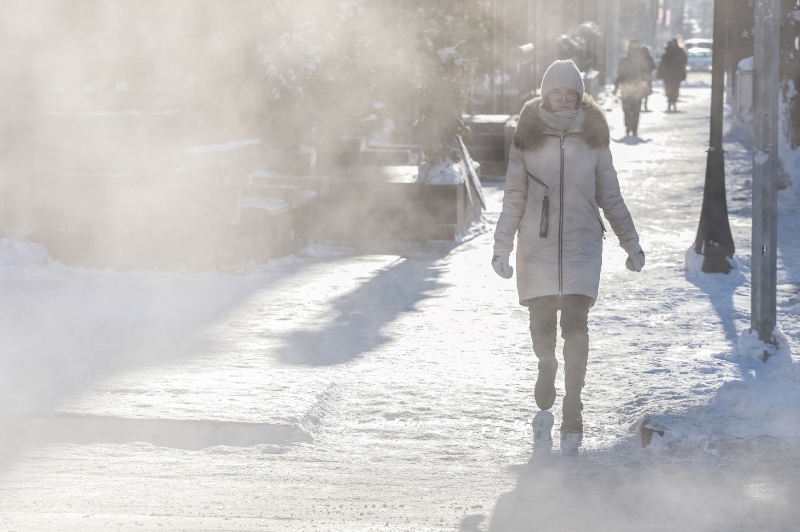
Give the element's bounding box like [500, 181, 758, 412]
[276, 251, 448, 366]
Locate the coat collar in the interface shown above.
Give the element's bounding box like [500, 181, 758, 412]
[513, 94, 610, 151]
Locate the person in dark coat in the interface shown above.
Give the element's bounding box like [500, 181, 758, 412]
[656, 39, 688, 111]
[640, 46, 656, 111]
[613, 40, 651, 137]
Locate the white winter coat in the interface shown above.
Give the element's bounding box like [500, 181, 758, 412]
[494, 96, 640, 304]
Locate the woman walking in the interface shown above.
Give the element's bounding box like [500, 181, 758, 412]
[657, 39, 687, 111]
[491, 60, 644, 435]
[613, 40, 652, 136]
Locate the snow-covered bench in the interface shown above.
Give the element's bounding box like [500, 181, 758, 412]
[182, 141, 327, 267]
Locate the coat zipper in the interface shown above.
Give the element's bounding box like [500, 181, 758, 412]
[527, 171, 548, 190]
[558, 136, 565, 297]
[527, 171, 549, 238]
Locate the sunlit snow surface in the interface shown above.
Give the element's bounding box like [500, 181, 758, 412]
[1, 80, 800, 530]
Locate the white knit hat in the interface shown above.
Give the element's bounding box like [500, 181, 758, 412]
[540, 60, 584, 102]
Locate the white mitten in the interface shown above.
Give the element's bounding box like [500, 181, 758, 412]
[626, 246, 646, 272]
[492, 252, 513, 279]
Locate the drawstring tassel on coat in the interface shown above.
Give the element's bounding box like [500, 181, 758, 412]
[527, 171, 549, 238]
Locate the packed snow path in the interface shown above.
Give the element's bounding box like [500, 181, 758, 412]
[1, 80, 799, 531]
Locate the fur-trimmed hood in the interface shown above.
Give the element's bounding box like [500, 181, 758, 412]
[513, 94, 610, 151]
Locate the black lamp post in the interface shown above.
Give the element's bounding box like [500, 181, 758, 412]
[693, 0, 735, 273]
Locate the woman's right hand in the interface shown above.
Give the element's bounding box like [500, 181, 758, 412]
[492, 252, 513, 279]
[625, 246, 646, 272]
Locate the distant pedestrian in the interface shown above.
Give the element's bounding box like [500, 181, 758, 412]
[492, 60, 645, 436]
[613, 40, 652, 137]
[657, 39, 688, 111]
[640, 46, 656, 111]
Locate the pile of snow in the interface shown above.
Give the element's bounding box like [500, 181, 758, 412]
[734, 327, 793, 364]
[0, 237, 59, 278]
[683, 245, 704, 272]
[683, 246, 746, 284]
[638, 328, 799, 452]
[427, 159, 466, 185]
[638, 428, 723, 457]
[713, 328, 800, 438]
[713, 369, 800, 438]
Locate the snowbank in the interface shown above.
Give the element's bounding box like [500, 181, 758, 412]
[426, 159, 466, 185]
[0, 237, 60, 279]
[732, 327, 793, 364]
[713, 329, 800, 438]
[640, 328, 800, 450]
[713, 368, 800, 438]
[636, 249, 800, 447]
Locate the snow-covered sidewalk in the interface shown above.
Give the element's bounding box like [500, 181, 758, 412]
[0, 81, 799, 531]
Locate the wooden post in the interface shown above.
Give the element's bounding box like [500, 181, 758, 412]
[535, 0, 545, 91]
[595, 0, 607, 87]
[501, 0, 506, 114]
[0, 88, 4, 234]
[492, 0, 497, 114]
[608, 0, 620, 85]
[0, 11, 5, 233]
[528, 0, 537, 97]
[751, 0, 781, 350]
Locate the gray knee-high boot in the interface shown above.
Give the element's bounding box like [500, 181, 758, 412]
[528, 297, 559, 410]
[561, 335, 588, 432]
[559, 297, 591, 432]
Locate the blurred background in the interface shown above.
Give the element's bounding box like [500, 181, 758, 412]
[0, 0, 797, 271]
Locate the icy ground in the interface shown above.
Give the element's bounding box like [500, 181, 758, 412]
[1, 80, 800, 530]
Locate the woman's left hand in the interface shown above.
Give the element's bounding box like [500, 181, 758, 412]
[492, 252, 514, 279]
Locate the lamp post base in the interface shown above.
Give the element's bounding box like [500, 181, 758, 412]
[701, 254, 732, 274]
